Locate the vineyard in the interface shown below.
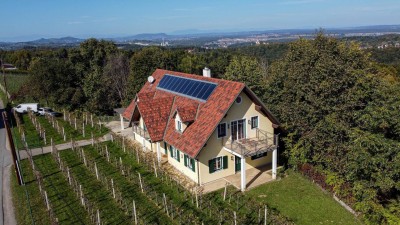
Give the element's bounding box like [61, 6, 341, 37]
[10, 109, 292, 224]
[13, 111, 108, 149]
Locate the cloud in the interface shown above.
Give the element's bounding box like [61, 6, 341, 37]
[280, 0, 327, 5]
[354, 5, 400, 12]
[173, 6, 213, 12]
[67, 17, 120, 25]
[173, 8, 190, 11]
[92, 17, 119, 23]
[67, 21, 84, 25]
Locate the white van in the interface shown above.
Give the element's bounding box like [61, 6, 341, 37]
[13, 103, 40, 113]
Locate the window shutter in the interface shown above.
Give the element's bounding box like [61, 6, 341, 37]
[164, 142, 167, 154]
[169, 146, 173, 157]
[177, 150, 180, 162]
[223, 156, 228, 169]
[184, 154, 187, 167]
[191, 158, 196, 172]
[208, 159, 215, 174]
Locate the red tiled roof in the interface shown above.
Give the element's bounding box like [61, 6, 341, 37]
[137, 69, 245, 158]
[137, 96, 174, 142]
[122, 100, 136, 120]
[176, 104, 198, 122]
[124, 69, 279, 158]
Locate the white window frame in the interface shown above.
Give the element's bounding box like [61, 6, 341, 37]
[217, 123, 227, 138]
[177, 120, 182, 132]
[251, 116, 258, 129]
[186, 155, 193, 169]
[214, 156, 223, 171]
[171, 146, 179, 160]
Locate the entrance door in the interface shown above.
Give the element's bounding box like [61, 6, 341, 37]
[231, 119, 246, 141]
[235, 156, 241, 172]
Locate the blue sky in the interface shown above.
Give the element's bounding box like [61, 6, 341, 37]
[1, 0, 399, 41]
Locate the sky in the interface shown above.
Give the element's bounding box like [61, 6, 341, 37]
[1, 0, 399, 42]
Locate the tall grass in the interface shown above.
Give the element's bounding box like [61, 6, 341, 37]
[0, 73, 29, 94]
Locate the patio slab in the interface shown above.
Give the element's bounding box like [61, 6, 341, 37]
[201, 165, 274, 193]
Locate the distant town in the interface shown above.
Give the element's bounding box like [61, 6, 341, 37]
[1, 25, 400, 50]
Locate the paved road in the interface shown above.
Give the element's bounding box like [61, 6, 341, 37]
[0, 100, 16, 225]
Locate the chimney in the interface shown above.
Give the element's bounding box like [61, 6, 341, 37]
[203, 67, 211, 78]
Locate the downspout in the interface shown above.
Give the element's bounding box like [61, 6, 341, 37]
[197, 158, 201, 185]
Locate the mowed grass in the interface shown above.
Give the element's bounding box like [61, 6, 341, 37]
[34, 154, 91, 224]
[11, 159, 51, 225]
[12, 154, 91, 225]
[247, 171, 361, 225]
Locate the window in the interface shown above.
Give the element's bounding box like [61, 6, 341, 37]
[177, 120, 182, 132]
[184, 154, 196, 172]
[251, 116, 258, 129]
[215, 157, 222, 170]
[169, 145, 180, 162]
[217, 123, 226, 138]
[251, 152, 267, 160]
[208, 156, 228, 173]
[235, 96, 242, 104]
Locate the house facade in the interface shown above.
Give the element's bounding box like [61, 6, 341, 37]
[123, 69, 279, 191]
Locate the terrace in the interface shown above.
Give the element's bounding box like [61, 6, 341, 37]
[132, 121, 150, 140]
[223, 128, 279, 192]
[223, 128, 277, 157]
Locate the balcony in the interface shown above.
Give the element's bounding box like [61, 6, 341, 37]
[132, 122, 150, 140]
[223, 128, 277, 157]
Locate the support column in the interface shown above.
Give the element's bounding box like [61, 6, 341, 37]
[241, 156, 246, 192]
[156, 142, 161, 163]
[142, 137, 146, 151]
[120, 115, 124, 131]
[272, 148, 277, 179]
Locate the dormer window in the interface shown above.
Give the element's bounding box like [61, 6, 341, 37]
[177, 120, 182, 132]
[175, 112, 187, 133]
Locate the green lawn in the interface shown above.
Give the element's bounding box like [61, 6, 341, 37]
[247, 171, 362, 225]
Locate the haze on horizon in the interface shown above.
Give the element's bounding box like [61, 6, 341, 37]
[1, 0, 399, 42]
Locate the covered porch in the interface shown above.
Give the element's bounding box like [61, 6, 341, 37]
[201, 164, 274, 193]
[132, 121, 150, 140]
[223, 128, 279, 192]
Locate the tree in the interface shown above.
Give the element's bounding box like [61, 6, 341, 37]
[264, 33, 400, 223]
[79, 39, 118, 113]
[103, 52, 130, 104]
[127, 47, 181, 100]
[223, 55, 266, 96]
[27, 57, 77, 106]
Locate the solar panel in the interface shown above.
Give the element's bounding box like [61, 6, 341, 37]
[157, 74, 217, 101]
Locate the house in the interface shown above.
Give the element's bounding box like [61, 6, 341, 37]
[122, 68, 280, 191]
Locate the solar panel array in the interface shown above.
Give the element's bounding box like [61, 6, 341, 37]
[157, 74, 217, 101]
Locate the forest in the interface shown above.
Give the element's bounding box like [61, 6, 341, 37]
[1, 34, 399, 224]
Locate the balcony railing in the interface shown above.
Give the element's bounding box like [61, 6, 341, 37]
[132, 122, 150, 140]
[224, 128, 277, 157]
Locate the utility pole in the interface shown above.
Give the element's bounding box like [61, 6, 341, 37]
[2, 111, 23, 185]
